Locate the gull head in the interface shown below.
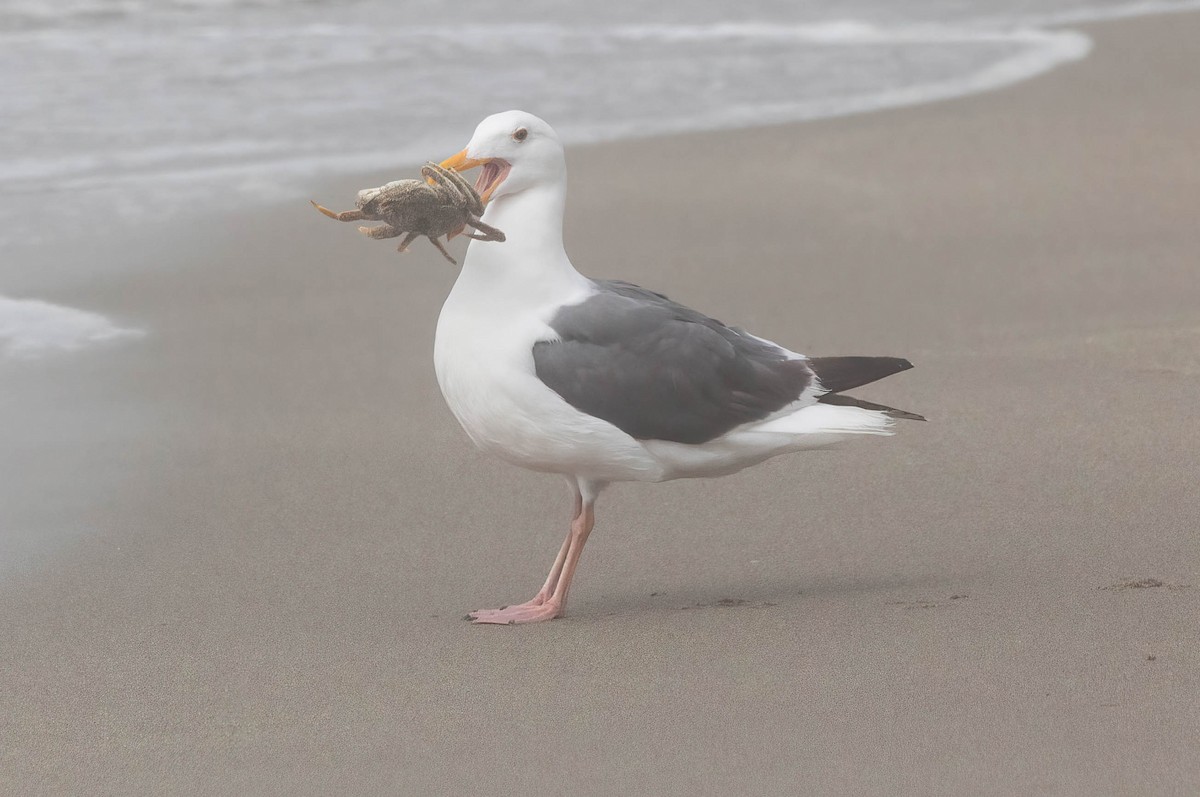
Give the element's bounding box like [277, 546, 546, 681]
[438, 110, 564, 204]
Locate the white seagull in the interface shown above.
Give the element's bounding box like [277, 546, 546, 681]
[432, 111, 923, 624]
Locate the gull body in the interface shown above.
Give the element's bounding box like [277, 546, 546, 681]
[432, 111, 921, 624]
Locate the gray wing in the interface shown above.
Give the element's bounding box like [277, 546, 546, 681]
[533, 280, 813, 445]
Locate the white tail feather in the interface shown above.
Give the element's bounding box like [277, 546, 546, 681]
[752, 403, 895, 438]
[642, 403, 895, 480]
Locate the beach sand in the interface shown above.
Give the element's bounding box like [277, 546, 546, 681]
[2, 12, 1199, 795]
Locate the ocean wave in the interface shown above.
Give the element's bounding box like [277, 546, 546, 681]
[553, 26, 1092, 139]
[1005, 0, 1200, 26]
[1, 0, 1197, 252]
[0, 18, 1092, 189]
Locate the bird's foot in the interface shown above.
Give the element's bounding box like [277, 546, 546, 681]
[466, 597, 562, 625]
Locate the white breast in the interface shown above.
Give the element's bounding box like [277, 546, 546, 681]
[433, 275, 663, 483]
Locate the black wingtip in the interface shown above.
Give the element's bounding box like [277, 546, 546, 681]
[816, 392, 926, 422]
[807, 356, 915, 394]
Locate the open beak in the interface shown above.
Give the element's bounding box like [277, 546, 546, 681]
[439, 149, 511, 203]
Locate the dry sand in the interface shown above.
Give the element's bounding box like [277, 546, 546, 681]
[2, 12, 1199, 796]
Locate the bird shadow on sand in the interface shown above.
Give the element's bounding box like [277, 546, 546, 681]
[583, 574, 971, 621]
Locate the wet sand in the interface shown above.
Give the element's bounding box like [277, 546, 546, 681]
[2, 12, 1199, 795]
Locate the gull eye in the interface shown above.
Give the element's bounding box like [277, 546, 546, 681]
[512, 127, 528, 142]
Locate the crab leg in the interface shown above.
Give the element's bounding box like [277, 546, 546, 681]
[395, 230, 420, 253]
[310, 200, 364, 222]
[423, 162, 485, 216]
[357, 223, 402, 239]
[464, 218, 506, 242]
[426, 235, 458, 265]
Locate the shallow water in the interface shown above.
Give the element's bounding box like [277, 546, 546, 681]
[0, 0, 1198, 352]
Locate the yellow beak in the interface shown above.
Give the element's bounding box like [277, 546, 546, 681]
[439, 149, 488, 173]
[439, 149, 508, 204]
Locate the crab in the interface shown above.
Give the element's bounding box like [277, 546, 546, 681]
[310, 162, 504, 265]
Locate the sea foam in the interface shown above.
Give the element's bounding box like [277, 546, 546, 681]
[0, 295, 143, 360]
[1, 0, 1198, 255]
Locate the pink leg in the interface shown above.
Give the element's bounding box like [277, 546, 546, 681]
[468, 495, 595, 625]
[465, 529, 570, 620]
[469, 492, 579, 618]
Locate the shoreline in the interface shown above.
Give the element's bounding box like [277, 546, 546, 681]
[4, 3, 1199, 303]
[3, 10, 1200, 794]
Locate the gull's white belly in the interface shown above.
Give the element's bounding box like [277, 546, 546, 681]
[433, 301, 662, 482]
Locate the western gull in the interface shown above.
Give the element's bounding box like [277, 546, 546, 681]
[433, 111, 922, 624]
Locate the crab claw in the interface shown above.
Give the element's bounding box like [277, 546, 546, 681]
[446, 222, 467, 241]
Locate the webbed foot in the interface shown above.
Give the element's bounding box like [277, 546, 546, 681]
[467, 597, 563, 625]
